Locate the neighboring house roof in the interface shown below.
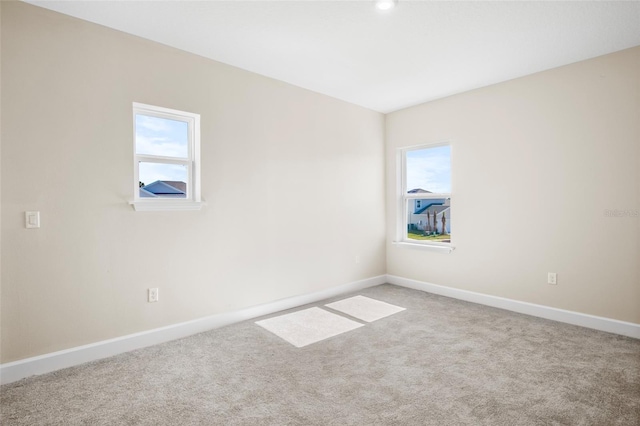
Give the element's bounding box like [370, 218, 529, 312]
[139, 187, 158, 198]
[141, 180, 187, 197]
[159, 181, 187, 193]
[408, 188, 432, 194]
[415, 205, 449, 215]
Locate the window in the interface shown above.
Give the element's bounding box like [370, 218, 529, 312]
[398, 143, 452, 248]
[130, 103, 203, 211]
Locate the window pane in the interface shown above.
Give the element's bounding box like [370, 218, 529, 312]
[135, 114, 189, 158]
[138, 162, 187, 199]
[406, 145, 451, 194]
[407, 199, 451, 242]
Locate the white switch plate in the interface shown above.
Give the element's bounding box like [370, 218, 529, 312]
[548, 272, 557, 285]
[148, 288, 159, 302]
[25, 211, 40, 228]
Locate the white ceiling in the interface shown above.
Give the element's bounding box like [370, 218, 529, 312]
[24, 0, 640, 113]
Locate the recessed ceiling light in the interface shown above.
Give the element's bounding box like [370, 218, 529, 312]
[375, 0, 398, 11]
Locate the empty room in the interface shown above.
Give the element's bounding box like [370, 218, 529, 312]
[1, 0, 639, 424]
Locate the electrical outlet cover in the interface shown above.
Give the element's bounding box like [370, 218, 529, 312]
[148, 288, 159, 302]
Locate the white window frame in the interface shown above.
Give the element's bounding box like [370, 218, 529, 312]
[394, 141, 454, 253]
[129, 102, 204, 211]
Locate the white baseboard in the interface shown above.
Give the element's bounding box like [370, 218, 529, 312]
[0, 275, 386, 385]
[387, 274, 640, 340]
[5, 273, 635, 386]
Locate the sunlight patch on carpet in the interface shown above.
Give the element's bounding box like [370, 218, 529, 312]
[325, 295, 406, 322]
[255, 307, 364, 348]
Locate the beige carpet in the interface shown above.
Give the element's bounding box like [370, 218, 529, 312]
[1, 284, 639, 425]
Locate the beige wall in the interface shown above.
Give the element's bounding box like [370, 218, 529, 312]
[0, 2, 386, 363]
[387, 47, 640, 323]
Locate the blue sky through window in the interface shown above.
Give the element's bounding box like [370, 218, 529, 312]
[136, 114, 189, 184]
[135, 114, 188, 157]
[406, 145, 451, 193]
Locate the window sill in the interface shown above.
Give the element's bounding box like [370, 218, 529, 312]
[392, 241, 455, 253]
[129, 200, 206, 211]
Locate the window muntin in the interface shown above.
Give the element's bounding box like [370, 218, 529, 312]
[133, 103, 200, 204]
[400, 143, 452, 245]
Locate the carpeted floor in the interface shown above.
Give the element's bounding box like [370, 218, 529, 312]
[1, 284, 639, 425]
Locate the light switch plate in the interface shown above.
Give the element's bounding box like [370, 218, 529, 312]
[25, 211, 40, 228]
